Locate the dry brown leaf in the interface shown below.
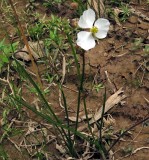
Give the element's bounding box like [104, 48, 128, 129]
[56, 144, 66, 154]
[15, 41, 44, 61]
[103, 114, 116, 127]
[68, 114, 92, 122]
[88, 0, 105, 17]
[82, 141, 94, 159]
[113, 8, 121, 26]
[15, 51, 30, 61]
[78, 88, 126, 132]
[89, 87, 126, 124]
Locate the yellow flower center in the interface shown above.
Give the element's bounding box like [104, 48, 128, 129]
[90, 26, 98, 34]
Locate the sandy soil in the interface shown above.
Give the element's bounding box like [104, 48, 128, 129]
[0, 0, 148, 159]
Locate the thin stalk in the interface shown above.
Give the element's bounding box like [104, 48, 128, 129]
[8, 0, 42, 88]
[87, 1, 92, 8]
[94, 140, 107, 160]
[83, 98, 95, 138]
[61, 88, 71, 137]
[79, 52, 85, 92]
[15, 60, 70, 141]
[99, 88, 106, 143]
[10, 94, 75, 156]
[15, 60, 56, 119]
[98, 88, 107, 158]
[84, 91, 107, 160]
[15, 60, 76, 156]
[107, 115, 149, 153]
[66, 34, 81, 80]
[10, 94, 90, 141]
[61, 88, 77, 157]
[74, 52, 85, 141]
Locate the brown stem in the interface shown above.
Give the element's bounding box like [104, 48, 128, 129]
[8, 0, 42, 88]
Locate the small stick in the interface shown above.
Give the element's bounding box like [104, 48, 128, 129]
[143, 97, 149, 104]
[8, 137, 21, 152]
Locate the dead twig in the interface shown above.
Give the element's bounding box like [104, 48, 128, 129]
[7, 137, 21, 152]
[112, 52, 128, 58]
[144, 97, 149, 104]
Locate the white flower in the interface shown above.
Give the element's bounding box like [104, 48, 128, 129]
[77, 9, 110, 51]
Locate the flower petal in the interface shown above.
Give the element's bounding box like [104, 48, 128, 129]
[95, 30, 109, 39]
[77, 31, 95, 51]
[94, 18, 110, 39]
[78, 9, 95, 28]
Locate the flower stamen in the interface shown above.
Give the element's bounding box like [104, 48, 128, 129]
[90, 26, 98, 34]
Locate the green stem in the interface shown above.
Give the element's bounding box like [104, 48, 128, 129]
[99, 88, 106, 142]
[61, 87, 77, 157]
[74, 52, 85, 141]
[14, 60, 72, 154]
[66, 34, 81, 81]
[83, 98, 95, 138]
[98, 88, 107, 158]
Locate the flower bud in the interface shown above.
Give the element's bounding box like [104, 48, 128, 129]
[70, 2, 78, 10]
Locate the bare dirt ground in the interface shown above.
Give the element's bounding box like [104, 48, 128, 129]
[0, 0, 149, 159]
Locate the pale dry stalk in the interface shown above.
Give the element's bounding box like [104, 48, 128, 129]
[8, 0, 42, 88]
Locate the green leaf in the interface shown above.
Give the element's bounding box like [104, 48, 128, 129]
[0, 54, 9, 63]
